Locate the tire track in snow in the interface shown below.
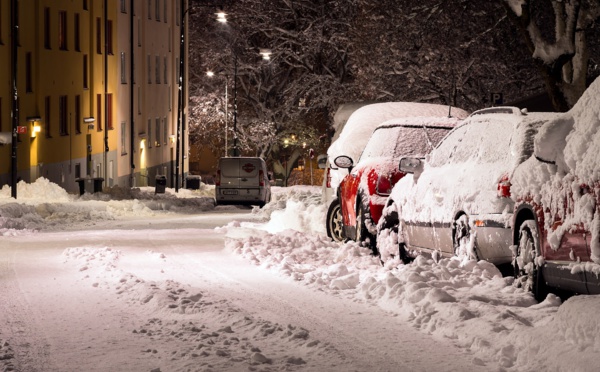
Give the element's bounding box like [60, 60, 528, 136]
[0, 246, 55, 372]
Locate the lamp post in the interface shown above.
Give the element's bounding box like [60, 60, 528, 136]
[206, 71, 229, 157]
[176, 1, 226, 191]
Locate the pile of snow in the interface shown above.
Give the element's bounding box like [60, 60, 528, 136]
[222, 220, 599, 371]
[250, 186, 326, 235]
[0, 178, 217, 234]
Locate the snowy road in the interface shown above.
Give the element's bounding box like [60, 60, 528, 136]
[0, 210, 483, 372]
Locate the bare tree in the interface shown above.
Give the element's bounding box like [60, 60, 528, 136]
[501, 0, 600, 111]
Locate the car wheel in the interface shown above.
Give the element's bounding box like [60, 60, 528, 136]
[326, 199, 344, 242]
[356, 200, 377, 253]
[514, 220, 547, 302]
[453, 214, 478, 260]
[377, 201, 401, 262]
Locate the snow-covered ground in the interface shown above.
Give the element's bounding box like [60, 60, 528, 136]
[1, 179, 599, 371]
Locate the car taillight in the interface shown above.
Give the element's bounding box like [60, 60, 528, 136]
[326, 167, 332, 188]
[497, 175, 511, 198]
[259, 170, 265, 187]
[376, 174, 392, 196]
[216, 170, 221, 186]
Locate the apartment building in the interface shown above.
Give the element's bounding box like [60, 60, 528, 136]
[0, 0, 188, 194]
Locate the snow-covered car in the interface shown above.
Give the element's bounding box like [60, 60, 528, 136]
[511, 77, 600, 301]
[325, 102, 469, 242]
[378, 107, 559, 264]
[334, 116, 462, 250]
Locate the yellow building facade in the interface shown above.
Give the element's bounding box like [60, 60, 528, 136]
[0, 0, 188, 194]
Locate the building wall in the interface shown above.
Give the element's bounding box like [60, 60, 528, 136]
[0, 0, 187, 195]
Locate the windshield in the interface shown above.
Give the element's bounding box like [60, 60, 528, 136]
[360, 126, 451, 161]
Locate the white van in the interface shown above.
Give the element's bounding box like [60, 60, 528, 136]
[215, 157, 271, 207]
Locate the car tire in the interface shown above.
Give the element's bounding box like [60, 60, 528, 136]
[356, 200, 377, 254]
[452, 214, 478, 260]
[377, 201, 402, 262]
[326, 199, 345, 242]
[514, 220, 548, 302]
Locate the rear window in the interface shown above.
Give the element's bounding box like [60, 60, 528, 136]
[360, 126, 451, 161]
[430, 121, 512, 167]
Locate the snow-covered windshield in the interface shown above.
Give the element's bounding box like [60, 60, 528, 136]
[429, 120, 513, 167]
[360, 126, 451, 161]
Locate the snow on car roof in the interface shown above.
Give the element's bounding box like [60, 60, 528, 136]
[328, 102, 469, 163]
[376, 115, 463, 130]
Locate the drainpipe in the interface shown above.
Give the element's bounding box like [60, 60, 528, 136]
[104, 0, 109, 182]
[129, 0, 135, 186]
[10, 0, 19, 199]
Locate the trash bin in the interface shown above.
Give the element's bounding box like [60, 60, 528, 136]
[186, 175, 201, 190]
[92, 178, 104, 193]
[155, 175, 167, 194]
[75, 178, 85, 195]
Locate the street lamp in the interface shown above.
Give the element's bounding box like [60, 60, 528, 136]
[206, 70, 229, 157]
[176, 1, 226, 192]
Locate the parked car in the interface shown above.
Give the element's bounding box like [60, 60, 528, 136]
[325, 102, 469, 243]
[379, 107, 559, 264]
[215, 157, 271, 207]
[511, 77, 600, 300]
[334, 115, 464, 250]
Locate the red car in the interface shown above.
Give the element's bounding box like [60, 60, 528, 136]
[511, 78, 600, 300]
[333, 116, 461, 250]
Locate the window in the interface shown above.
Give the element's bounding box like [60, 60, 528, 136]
[120, 0, 127, 13]
[44, 8, 51, 49]
[176, 1, 180, 26]
[137, 19, 141, 47]
[164, 56, 167, 84]
[138, 87, 141, 114]
[96, 18, 102, 54]
[96, 94, 102, 131]
[147, 119, 152, 148]
[107, 20, 113, 54]
[25, 53, 32, 93]
[121, 122, 127, 155]
[168, 27, 171, 51]
[147, 55, 152, 83]
[75, 95, 81, 134]
[168, 86, 171, 111]
[107, 94, 114, 130]
[45, 96, 51, 138]
[156, 0, 160, 21]
[155, 118, 161, 146]
[163, 117, 168, 145]
[155, 56, 161, 84]
[83, 0, 88, 11]
[0, 98, 2, 131]
[59, 96, 68, 135]
[148, 0, 152, 19]
[74, 13, 81, 51]
[83, 55, 89, 89]
[120, 52, 127, 83]
[59, 11, 67, 50]
[164, 0, 167, 23]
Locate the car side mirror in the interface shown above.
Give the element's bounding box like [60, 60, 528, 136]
[317, 154, 327, 169]
[399, 157, 423, 174]
[334, 155, 354, 173]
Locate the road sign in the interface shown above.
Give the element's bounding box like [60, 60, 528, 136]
[309, 148, 315, 159]
[17, 126, 27, 134]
